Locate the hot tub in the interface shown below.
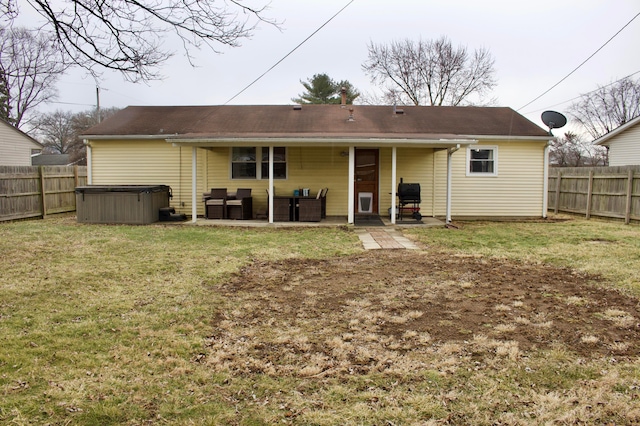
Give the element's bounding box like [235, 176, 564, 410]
[75, 185, 171, 224]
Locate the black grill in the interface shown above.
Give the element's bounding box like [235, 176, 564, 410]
[397, 182, 422, 221]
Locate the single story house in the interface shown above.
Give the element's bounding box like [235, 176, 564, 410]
[31, 153, 71, 166]
[0, 118, 43, 166]
[594, 115, 640, 166]
[82, 104, 552, 224]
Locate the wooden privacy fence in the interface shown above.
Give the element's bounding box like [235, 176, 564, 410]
[548, 166, 640, 224]
[0, 166, 87, 222]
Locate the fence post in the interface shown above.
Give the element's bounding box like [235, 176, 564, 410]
[554, 170, 561, 214]
[586, 170, 594, 219]
[39, 166, 47, 219]
[625, 169, 633, 225]
[74, 165, 79, 187]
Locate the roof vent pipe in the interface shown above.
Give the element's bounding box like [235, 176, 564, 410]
[347, 107, 355, 122]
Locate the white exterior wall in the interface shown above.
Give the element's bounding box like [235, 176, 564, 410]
[606, 124, 640, 166]
[0, 122, 42, 166]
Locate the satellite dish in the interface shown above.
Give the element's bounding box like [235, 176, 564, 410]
[541, 110, 567, 135]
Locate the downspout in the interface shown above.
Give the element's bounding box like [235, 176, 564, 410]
[391, 147, 397, 225]
[348, 146, 355, 224]
[446, 144, 460, 224]
[542, 140, 552, 218]
[84, 139, 92, 184]
[191, 147, 197, 223]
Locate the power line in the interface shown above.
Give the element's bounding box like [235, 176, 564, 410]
[46, 100, 95, 107]
[518, 11, 640, 112]
[522, 69, 640, 115]
[224, 0, 355, 105]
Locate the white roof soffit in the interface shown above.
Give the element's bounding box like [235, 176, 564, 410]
[165, 137, 479, 148]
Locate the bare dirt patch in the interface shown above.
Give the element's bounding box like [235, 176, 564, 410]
[208, 251, 640, 377]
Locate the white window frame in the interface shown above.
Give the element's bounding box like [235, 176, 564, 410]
[466, 145, 498, 176]
[230, 147, 287, 180]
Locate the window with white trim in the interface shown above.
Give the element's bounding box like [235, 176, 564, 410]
[467, 146, 497, 176]
[231, 147, 287, 179]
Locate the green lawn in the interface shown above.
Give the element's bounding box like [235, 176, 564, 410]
[1, 215, 638, 425]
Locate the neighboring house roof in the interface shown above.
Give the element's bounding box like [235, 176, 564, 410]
[83, 105, 550, 141]
[31, 153, 71, 166]
[594, 115, 640, 146]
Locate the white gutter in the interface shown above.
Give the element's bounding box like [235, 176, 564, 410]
[166, 137, 478, 147]
[460, 135, 552, 142]
[84, 134, 172, 140]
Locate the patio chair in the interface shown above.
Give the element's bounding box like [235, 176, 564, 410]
[205, 188, 227, 219]
[298, 189, 322, 222]
[320, 187, 328, 218]
[226, 188, 253, 219]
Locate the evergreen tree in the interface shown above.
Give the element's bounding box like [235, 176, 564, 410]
[292, 73, 359, 104]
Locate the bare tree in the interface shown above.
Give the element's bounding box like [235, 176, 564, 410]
[33, 107, 120, 165]
[550, 131, 607, 167]
[0, 0, 276, 82]
[362, 37, 497, 106]
[0, 27, 69, 128]
[34, 110, 76, 155]
[569, 76, 640, 140]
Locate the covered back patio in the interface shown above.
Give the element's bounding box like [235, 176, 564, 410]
[176, 140, 475, 226]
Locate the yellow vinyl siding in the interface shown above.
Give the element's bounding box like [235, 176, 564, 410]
[206, 146, 350, 217]
[89, 138, 547, 219]
[447, 141, 546, 217]
[90, 139, 197, 214]
[379, 148, 435, 217]
[433, 149, 449, 216]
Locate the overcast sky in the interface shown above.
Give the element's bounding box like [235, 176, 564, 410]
[38, 0, 640, 136]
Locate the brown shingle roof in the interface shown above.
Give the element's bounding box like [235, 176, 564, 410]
[83, 105, 549, 139]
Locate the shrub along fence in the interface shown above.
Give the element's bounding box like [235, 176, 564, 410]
[548, 165, 640, 224]
[0, 166, 87, 222]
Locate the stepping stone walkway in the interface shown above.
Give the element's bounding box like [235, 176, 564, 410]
[355, 228, 419, 250]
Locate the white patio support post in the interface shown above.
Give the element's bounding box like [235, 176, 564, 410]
[268, 146, 274, 224]
[391, 147, 397, 224]
[542, 140, 551, 218]
[347, 146, 355, 224]
[191, 147, 197, 223]
[446, 144, 460, 224]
